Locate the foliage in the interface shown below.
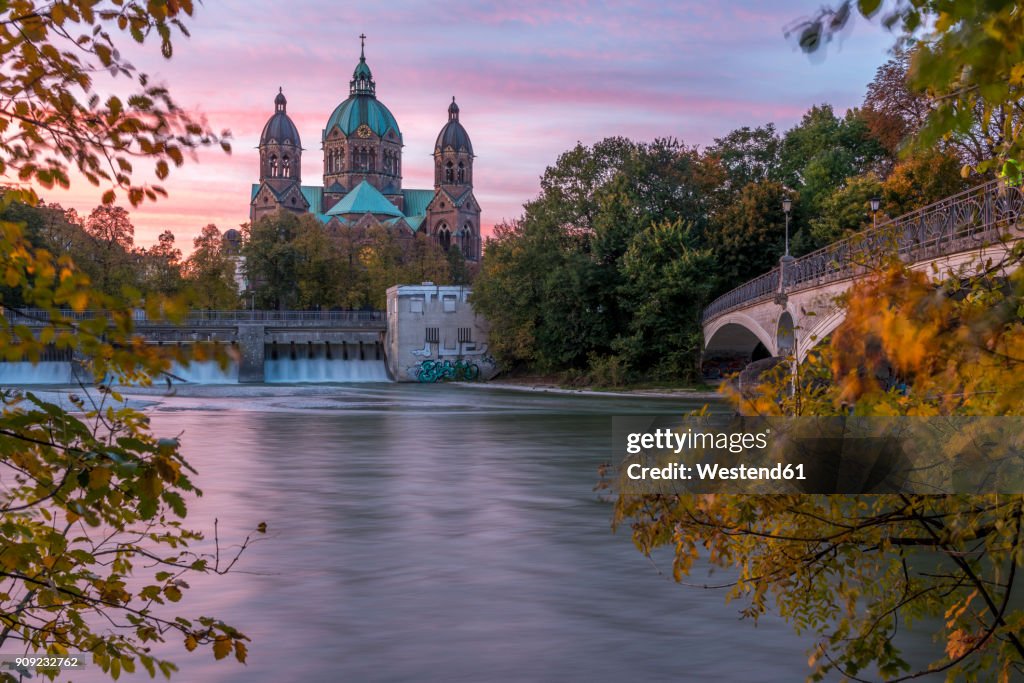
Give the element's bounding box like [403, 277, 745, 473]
[793, 0, 1024, 183]
[705, 124, 783, 191]
[779, 105, 889, 221]
[615, 246, 1024, 681]
[613, 219, 718, 379]
[806, 173, 882, 249]
[473, 138, 719, 376]
[182, 225, 239, 310]
[2, 3, 250, 679]
[0, 0, 230, 206]
[708, 180, 789, 281]
[881, 148, 968, 216]
[243, 210, 461, 311]
[1, 188, 254, 680]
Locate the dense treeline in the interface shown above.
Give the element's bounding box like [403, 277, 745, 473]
[0, 197, 239, 310]
[242, 211, 472, 311]
[0, 200, 474, 313]
[472, 50, 985, 384]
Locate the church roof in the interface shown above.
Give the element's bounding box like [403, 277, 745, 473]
[261, 88, 301, 146]
[326, 180, 404, 218]
[434, 97, 472, 155]
[401, 189, 434, 217]
[324, 95, 401, 141]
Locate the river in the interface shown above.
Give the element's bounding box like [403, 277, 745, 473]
[39, 383, 929, 681]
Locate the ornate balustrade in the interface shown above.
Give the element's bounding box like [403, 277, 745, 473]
[702, 180, 1024, 323]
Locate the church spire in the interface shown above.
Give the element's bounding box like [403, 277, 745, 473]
[350, 34, 375, 97]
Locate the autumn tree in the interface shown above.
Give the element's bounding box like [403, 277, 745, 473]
[137, 229, 185, 297]
[1, 1, 251, 679]
[792, 0, 1024, 182]
[616, 241, 1024, 680]
[82, 205, 138, 295]
[183, 225, 239, 310]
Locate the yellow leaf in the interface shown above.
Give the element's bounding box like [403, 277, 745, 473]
[69, 290, 88, 312]
[212, 637, 231, 660]
[234, 641, 248, 664]
[184, 635, 197, 652]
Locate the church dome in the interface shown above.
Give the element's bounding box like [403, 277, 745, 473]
[323, 41, 402, 142]
[434, 97, 473, 155]
[324, 96, 401, 141]
[261, 88, 300, 146]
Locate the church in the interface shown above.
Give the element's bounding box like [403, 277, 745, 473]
[249, 37, 481, 261]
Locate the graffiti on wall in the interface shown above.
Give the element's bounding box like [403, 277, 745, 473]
[416, 359, 480, 383]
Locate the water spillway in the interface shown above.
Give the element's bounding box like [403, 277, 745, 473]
[0, 361, 76, 385]
[264, 341, 390, 383]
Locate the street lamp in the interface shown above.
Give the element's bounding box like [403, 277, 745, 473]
[870, 196, 881, 230]
[782, 197, 792, 257]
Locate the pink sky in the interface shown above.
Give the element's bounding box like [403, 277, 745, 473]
[15, 0, 897, 253]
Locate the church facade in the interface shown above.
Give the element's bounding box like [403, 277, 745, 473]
[249, 39, 481, 260]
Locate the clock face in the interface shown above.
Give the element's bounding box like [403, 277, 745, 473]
[356, 124, 372, 138]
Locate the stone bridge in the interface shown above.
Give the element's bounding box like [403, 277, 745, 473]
[3, 309, 386, 383]
[701, 180, 1024, 370]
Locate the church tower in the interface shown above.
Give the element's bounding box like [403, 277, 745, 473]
[251, 88, 308, 223]
[322, 36, 404, 212]
[427, 97, 480, 260]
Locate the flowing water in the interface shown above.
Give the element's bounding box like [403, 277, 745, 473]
[11, 383, 939, 682]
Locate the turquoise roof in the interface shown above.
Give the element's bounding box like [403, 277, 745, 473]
[300, 185, 322, 214]
[253, 182, 433, 232]
[324, 95, 401, 141]
[401, 189, 434, 217]
[326, 180, 404, 218]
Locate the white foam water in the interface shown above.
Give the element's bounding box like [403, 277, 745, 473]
[167, 361, 239, 384]
[264, 357, 390, 383]
[0, 361, 74, 385]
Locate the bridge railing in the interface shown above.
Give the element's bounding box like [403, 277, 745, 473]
[2, 309, 385, 326]
[702, 179, 1024, 323]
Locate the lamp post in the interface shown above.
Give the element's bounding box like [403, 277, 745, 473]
[870, 196, 880, 230]
[782, 197, 792, 257]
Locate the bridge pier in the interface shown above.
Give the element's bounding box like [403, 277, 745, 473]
[237, 324, 265, 383]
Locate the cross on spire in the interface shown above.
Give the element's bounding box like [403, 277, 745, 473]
[359, 33, 366, 58]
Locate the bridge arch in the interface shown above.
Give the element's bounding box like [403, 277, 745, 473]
[797, 307, 846, 361]
[704, 311, 776, 359]
[777, 311, 794, 357]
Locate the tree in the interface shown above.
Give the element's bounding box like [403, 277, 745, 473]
[779, 105, 888, 220]
[82, 205, 138, 296]
[616, 249, 1024, 680]
[243, 211, 302, 309]
[708, 180, 789, 284]
[613, 219, 718, 379]
[791, 1, 1024, 182]
[183, 225, 239, 310]
[881, 149, 967, 216]
[805, 173, 883, 249]
[138, 230, 185, 297]
[0, 0, 230, 207]
[1, 2, 249, 678]
[705, 124, 783, 191]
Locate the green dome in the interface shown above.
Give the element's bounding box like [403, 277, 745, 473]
[323, 95, 402, 142]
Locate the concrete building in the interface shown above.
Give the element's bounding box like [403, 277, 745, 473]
[250, 36, 482, 261]
[385, 284, 497, 382]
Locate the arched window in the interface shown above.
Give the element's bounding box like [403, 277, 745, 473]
[457, 161, 465, 183]
[462, 222, 474, 256]
[445, 161, 454, 183]
[282, 156, 290, 177]
[270, 155, 278, 177]
[437, 223, 451, 251]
